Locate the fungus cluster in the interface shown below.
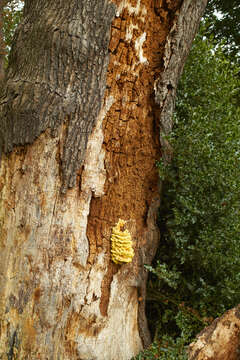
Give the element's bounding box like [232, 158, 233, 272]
[111, 219, 134, 264]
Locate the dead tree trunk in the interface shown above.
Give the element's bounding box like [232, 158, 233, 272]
[188, 305, 240, 360]
[0, 0, 207, 359]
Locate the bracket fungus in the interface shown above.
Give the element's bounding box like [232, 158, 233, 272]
[111, 219, 134, 264]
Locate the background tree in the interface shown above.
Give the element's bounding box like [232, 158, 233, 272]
[0, 0, 7, 80]
[138, 20, 240, 360]
[0, 0, 23, 79]
[204, 0, 240, 63]
[3, 1, 23, 49]
[0, 0, 207, 359]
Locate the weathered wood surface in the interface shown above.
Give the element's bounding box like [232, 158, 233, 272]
[188, 305, 240, 360]
[0, 0, 207, 359]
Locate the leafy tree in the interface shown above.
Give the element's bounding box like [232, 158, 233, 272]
[3, 0, 23, 50]
[204, 0, 240, 63]
[0, 0, 23, 75]
[139, 25, 240, 359]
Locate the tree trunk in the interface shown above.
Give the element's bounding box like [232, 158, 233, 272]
[0, 0, 207, 359]
[188, 305, 240, 360]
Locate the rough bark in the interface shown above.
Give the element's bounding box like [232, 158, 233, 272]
[0, 0, 207, 359]
[188, 305, 240, 360]
[0, 0, 116, 192]
[154, 0, 208, 163]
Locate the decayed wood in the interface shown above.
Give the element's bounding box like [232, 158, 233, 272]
[188, 305, 240, 360]
[0, 0, 208, 359]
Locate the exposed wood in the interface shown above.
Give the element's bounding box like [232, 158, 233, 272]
[188, 305, 240, 360]
[0, 0, 208, 359]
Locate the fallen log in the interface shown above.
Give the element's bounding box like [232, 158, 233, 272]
[188, 305, 240, 360]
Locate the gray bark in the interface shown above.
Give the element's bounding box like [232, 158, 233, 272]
[0, 0, 115, 192]
[155, 0, 208, 163]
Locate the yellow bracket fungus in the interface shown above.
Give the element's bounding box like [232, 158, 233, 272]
[111, 219, 134, 264]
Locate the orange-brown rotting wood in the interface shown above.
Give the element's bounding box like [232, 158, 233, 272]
[87, 0, 181, 316]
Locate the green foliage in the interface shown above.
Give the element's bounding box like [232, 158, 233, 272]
[134, 26, 240, 359]
[158, 28, 240, 316]
[133, 337, 188, 360]
[204, 0, 240, 63]
[3, 1, 23, 59]
[145, 263, 180, 290]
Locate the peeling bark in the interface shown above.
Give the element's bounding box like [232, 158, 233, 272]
[0, 0, 207, 359]
[188, 305, 240, 360]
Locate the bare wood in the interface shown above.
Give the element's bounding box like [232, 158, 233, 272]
[188, 305, 240, 360]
